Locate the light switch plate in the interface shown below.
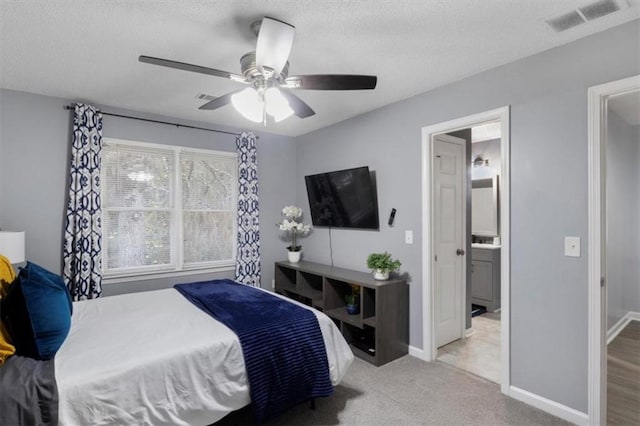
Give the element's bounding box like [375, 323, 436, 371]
[564, 236, 580, 257]
[405, 230, 413, 244]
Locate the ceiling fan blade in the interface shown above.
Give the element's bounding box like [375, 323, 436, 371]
[139, 55, 247, 82]
[198, 91, 241, 110]
[279, 90, 315, 118]
[256, 17, 295, 75]
[284, 74, 377, 90]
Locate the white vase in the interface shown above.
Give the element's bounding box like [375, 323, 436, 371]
[288, 250, 302, 263]
[373, 269, 389, 280]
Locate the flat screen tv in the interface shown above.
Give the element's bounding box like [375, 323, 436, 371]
[305, 166, 379, 229]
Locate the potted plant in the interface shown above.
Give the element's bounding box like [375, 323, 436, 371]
[345, 285, 360, 315]
[276, 205, 312, 263]
[366, 252, 401, 280]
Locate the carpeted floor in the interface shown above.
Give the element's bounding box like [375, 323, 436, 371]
[217, 355, 570, 425]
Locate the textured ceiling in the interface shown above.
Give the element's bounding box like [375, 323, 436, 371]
[1, 1, 638, 137]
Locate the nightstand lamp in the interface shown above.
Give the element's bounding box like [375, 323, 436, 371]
[0, 231, 26, 264]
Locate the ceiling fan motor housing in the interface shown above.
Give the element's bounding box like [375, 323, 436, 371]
[240, 51, 289, 88]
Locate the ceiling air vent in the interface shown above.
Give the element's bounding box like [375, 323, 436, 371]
[546, 10, 586, 32]
[579, 0, 622, 21]
[195, 93, 217, 101]
[545, 0, 628, 33]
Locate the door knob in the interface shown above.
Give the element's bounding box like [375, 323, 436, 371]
[456, 249, 465, 256]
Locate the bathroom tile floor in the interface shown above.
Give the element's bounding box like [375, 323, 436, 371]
[437, 311, 501, 383]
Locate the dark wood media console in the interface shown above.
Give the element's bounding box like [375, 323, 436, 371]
[274, 260, 408, 366]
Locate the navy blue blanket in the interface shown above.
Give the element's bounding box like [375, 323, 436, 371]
[174, 279, 333, 423]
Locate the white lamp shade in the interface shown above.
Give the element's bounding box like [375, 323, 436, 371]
[231, 88, 264, 123]
[265, 87, 294, 122]
[231, 87, 294, 123]
[0, 231, 26, 264]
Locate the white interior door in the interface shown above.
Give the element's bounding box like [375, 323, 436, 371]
[433, 134, 466, 348]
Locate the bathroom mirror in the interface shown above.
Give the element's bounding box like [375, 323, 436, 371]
[472, 175, 499, 237]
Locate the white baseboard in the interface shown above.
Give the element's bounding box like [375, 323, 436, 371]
[607, 311, 640, 344]
[508, 386, 588, 425]
[409, 345, 427, 361]
[465, 327, 475, 337]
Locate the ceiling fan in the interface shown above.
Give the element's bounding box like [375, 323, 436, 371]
[139, 17, 377, 124]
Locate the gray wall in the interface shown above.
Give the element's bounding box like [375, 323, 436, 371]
[606, 110, 640, 329]
[0, 88, 296, 295]
[294, 20, 640, 412]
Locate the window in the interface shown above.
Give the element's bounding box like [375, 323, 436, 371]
[101, 138, 237, 278]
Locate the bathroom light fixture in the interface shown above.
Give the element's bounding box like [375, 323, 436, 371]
[231, 86, 294, 124]
[472, 156, 494, 180]
[473, 156, 489, 167]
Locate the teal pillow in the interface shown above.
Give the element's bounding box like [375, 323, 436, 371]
[0, 262, 73, 360]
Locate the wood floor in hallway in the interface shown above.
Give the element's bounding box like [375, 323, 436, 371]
[607, 319, 640, 425]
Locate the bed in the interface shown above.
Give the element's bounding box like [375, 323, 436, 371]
[53, 285, 354, 425]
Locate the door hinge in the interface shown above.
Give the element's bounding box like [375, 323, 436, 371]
[601, 277, 605, 287]
[435, 254, 438, 262]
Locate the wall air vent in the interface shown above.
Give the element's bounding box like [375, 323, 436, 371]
[579, 0, 622, 21]
[545, 0, 628, 33]
[545, 11, 586, 32]
[195, 93, 217, 101]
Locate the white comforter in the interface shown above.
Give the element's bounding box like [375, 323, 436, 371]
[55, 288, 353, 426]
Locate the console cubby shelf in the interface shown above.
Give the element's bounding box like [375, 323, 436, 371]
[274, 260, 408, 366]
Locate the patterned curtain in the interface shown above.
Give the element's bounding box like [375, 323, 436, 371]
[62, 103, 103, 300]
[235, 131, 261, 287]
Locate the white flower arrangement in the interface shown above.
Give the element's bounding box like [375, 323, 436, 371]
[277, 205, 311, 252]
[281, 205, 302, 219]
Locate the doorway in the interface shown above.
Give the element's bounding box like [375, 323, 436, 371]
[587, 75, 640, 426]
[436, 122, 503, 384]
[421, 106, 510, 394]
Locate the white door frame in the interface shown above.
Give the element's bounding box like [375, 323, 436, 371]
[587, 74, 640, 426]
[421, 106, 511, 395]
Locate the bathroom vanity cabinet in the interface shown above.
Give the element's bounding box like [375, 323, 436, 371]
[471, 246, 501, 312]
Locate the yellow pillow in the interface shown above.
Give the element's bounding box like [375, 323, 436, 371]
[0, 254, 17, 365]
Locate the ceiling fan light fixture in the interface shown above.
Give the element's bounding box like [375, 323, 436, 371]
[142, 16, 375, 124]
[265, 87, 294, 122]
[231, 87, 263, 123]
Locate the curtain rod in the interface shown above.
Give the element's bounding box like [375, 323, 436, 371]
[63, 105, 241, 137]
